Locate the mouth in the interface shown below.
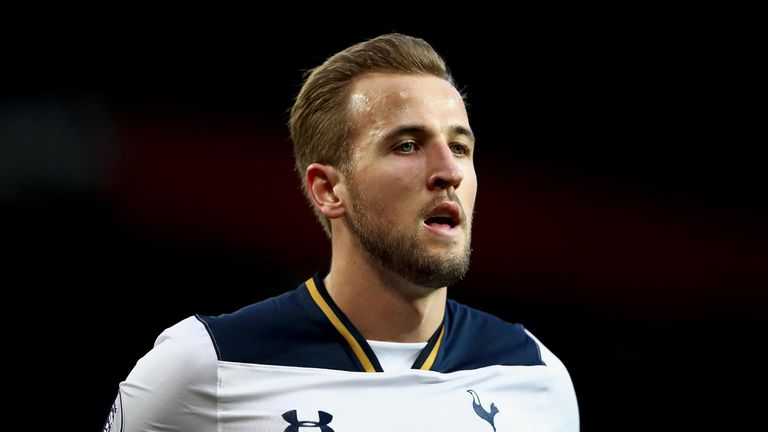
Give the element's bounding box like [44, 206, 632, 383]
[424, 202, 461, 230]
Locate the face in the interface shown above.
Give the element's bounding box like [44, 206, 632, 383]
[343, 73, 477, 289]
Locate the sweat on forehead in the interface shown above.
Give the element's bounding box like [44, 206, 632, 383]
[348, 75, 465, 122]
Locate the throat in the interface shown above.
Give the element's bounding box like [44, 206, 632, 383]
[323, 268, 447, 343]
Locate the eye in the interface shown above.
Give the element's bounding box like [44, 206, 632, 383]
[450, 143, 470, 156]
[396, 140, 417, 153]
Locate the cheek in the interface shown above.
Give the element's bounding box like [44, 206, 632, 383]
[358, 167, 413, 198]
[380, 170, 420, 205]
[366, 167, 423, 217]
[382, 162, 423, 192]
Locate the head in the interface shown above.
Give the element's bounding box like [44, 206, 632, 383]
[290, 33, 457, 237]
[290, 34, 477, 288]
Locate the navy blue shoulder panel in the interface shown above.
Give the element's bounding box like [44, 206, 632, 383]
[195, 283, 361, 371]
[431, 300, 544, 373]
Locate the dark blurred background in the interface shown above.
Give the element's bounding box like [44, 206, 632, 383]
[3, 15, 765, 430]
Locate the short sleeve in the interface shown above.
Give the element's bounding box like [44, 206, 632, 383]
[107, 316, 218, 432]
[525, 329, 580, 431]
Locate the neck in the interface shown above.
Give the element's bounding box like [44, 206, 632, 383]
[324, 229, 446, 343]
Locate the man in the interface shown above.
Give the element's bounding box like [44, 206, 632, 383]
[104, 33, 579, 431]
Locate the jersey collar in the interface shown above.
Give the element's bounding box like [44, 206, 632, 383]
[305, 273, 445, 373]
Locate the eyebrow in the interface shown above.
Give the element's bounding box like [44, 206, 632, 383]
[381, 124, 475, 143]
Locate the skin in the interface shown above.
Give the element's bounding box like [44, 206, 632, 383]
[306, 73, 477, 343]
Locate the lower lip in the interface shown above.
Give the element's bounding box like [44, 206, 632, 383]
[424, 222, 460, 236]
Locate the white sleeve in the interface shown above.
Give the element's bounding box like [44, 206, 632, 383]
[104, 316, 218, 432]
[526, 329, 580, 431]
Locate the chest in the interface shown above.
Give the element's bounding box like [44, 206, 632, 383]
[215, 363, 564, 431]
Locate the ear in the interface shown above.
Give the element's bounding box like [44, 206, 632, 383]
[306, 163, 346, 219]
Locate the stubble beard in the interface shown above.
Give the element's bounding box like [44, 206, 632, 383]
[345, 181, 472, 290]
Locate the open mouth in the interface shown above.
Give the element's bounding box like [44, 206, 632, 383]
[425, 215, 458, 228]
[424, 202, 461, 229]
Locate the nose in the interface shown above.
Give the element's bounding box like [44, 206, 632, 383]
[427, 142, 464, 191]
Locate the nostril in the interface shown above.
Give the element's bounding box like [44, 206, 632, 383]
[428, 168, 463, 191]
[430, 176, 462, 190]
[431, 178, 450, 190]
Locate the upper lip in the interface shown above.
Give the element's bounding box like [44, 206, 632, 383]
[425, 201, 462, 228]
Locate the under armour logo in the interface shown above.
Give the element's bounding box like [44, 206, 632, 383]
[282, 410, 334, 432]
[467, 389, 499, 431]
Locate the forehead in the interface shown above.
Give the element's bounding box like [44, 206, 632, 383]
[347, 73, 468, 133]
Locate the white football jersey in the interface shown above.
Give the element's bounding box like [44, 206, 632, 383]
[104, 274, 579, 431]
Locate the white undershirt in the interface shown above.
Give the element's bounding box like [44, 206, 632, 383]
[367, 340, 428, 372]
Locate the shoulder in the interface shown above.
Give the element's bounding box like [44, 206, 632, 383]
[446, 300, 528, 336]
[523, 328, 574, 379]
[523, 329, 581, 424]
[435, 301, 544, 372]
[117, 316, 218, 431]
[195, 286, 352, 370]
[441, 302, 580, 424]
[196, 289, 307, 360]
[130, 315, 217, 380]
